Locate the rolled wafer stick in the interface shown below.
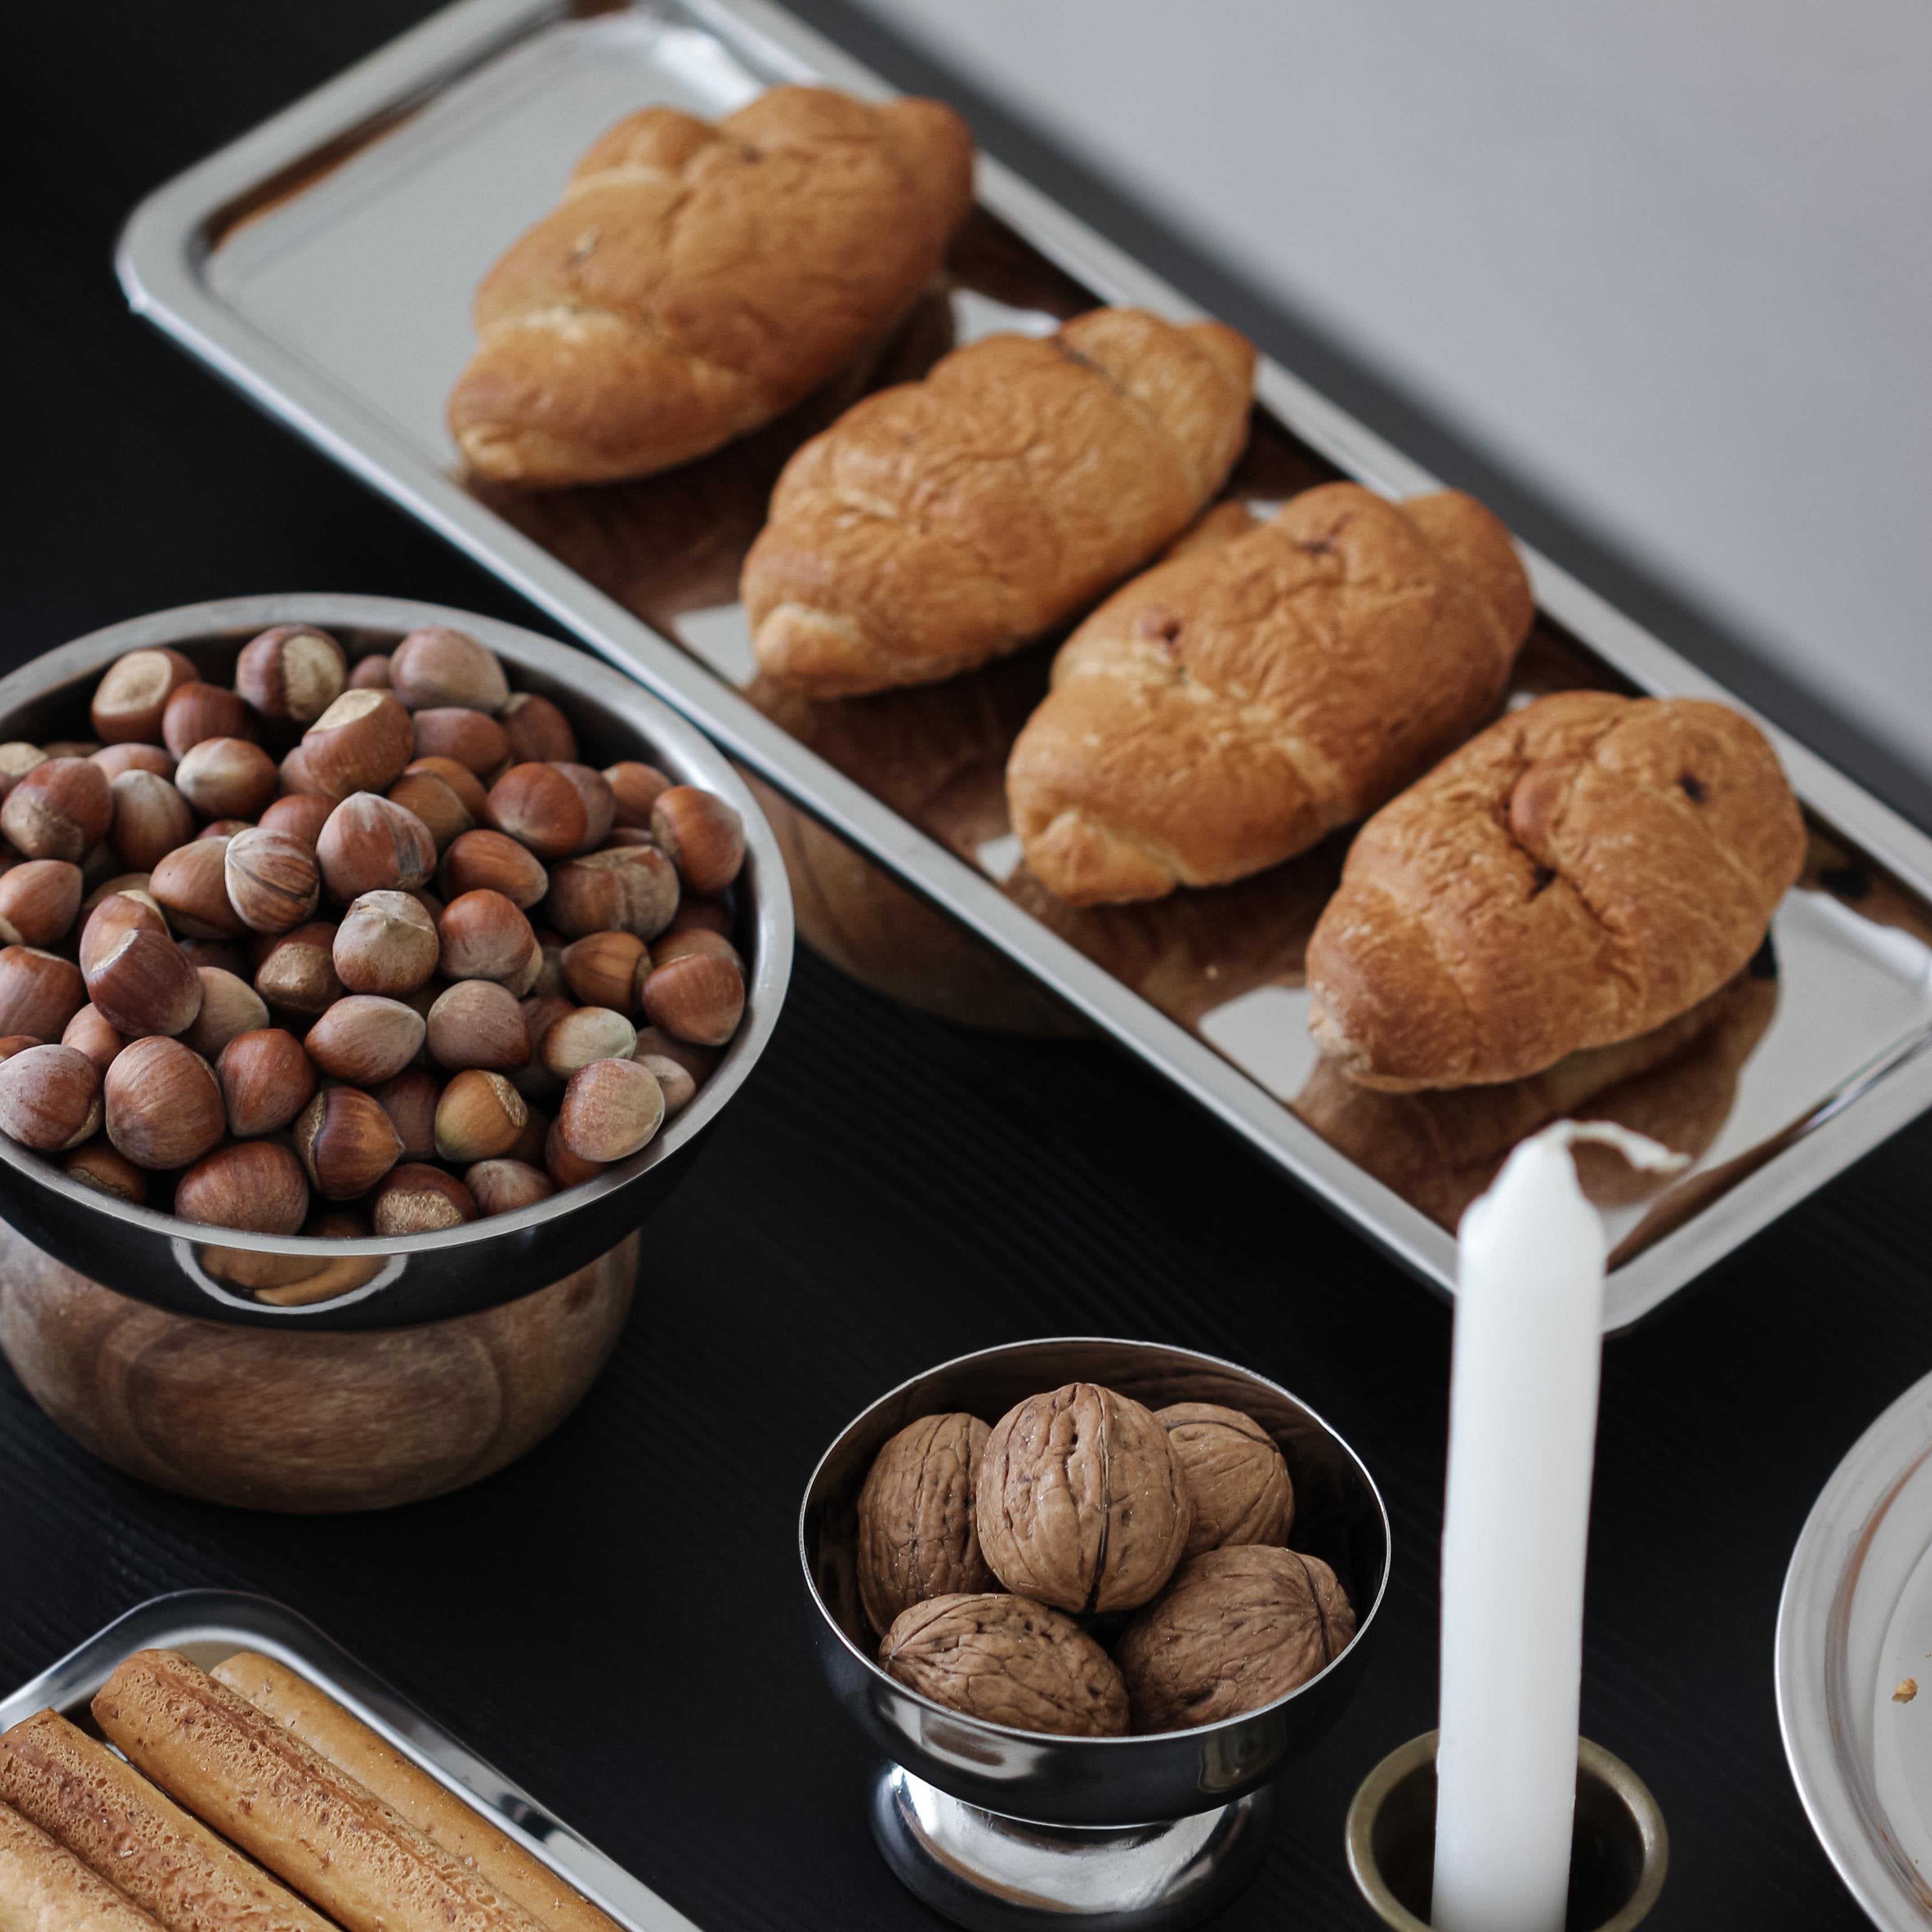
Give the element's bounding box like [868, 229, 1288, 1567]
[0, 1796, 163, 1932]
[0, 1710, 334, 1932]
[93, 1651, 548, 1932]
[212, 1655, 618, 1932]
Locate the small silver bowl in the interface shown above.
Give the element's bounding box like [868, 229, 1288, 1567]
[0, 593, 792, 1329]
[799, 1337, 1391, 1931]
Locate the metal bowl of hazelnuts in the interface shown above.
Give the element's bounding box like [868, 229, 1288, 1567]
[800, 1337, 1389, 1930]
[0, 593, 790, 1329]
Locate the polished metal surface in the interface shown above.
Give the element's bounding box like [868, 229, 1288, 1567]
[1777, 1369, 1932, 1930]
[0, 1590, 702, 1932]
[0, 594, 792, 1330]
[799, 1337, 1389, 1867]
[112, 0, 1932, 1327]
[1344, 1730, 1669, 1932]
[872, 1764, 1273, 1932]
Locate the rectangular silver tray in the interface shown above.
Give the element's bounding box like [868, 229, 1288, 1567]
[113, 0, 1932, 1328]
[0, 1590, 700, 1932]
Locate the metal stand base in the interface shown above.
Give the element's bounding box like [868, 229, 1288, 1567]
[870, 1763, 1276, 1931]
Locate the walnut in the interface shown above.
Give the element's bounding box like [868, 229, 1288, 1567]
[856, 1412, 993, 1635]
[976, 1382, 1191, 1614]
[1157, 1403, 1294, 1557]
[878, 1592, 1129, 1737]
[1115, 1546, 1355, 1732]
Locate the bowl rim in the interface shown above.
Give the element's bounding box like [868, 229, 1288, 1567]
[797, 1334, 1393, 1749]
[0, 591, 794, 1268]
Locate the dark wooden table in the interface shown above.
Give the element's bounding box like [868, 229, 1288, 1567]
[2, 6, 1920, 1926]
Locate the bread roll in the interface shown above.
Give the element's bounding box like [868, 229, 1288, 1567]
[212, 1654, 615, 1932]
[93, 1651, 547, 1932]
[743, 307, 1257, 695]
[0, 1711, 331, 1932]
[450, 87, 974, 486]
[1006, 484, 1534, 904]
[1305, 690, 1805, 1088]
[0, 1796, 162, 1932]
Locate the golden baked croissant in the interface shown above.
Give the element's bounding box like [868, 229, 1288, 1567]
[449, 87, 974, 486]
[1005, 482, 1534, 905]
[741, 307, 1257, 695]
[1306, 689, 1805, 1089]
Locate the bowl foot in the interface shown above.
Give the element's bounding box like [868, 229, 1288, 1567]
[870, 1763, 1275, 1931]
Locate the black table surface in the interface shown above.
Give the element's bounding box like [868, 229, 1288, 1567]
[3, 6, 1925, 1928]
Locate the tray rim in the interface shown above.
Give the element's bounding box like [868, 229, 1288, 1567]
[0, 1587, 702, 1932]
[110, 0, 1932, 1330]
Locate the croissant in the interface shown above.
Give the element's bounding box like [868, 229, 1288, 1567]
[1005, 482, 1533, 905]
[449, 87, 974, 487]
[1306, 689, 1806, 1089]
[741, 307, 1257, 695]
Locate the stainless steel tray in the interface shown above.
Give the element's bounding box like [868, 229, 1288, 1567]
[0, 1590, 700, 1932]
[113, 0, 1932, 1328]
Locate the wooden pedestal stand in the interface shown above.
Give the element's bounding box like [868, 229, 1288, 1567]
[0, 1222, 637, 1513]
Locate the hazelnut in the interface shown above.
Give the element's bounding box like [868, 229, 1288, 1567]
[0, 860, 82, 947]
[179, 967, 268, 1059]
[106, 771, 195, 872]
[305, 995, 426, 1085]
[371, 1066, 442, 1160]
[558, 1056, 663, 1163]
[389, 626, 509, 714]
[530, 929, 568, 1000]
[668, 895, 733, 939]
[215, 1027, 315, 1137]
[334, 891, 439, 995]
[1114, 1547, 1356, 1732]
[293, 1085, 403, 1200]
[546, 846, 679, 940]
[234, 624, 347, 725]
[641, 948, 743, 1046]
[175, 737, 278, 821]
[1157, 1404, 1296, 1558]
[437, 889, 537, 986]
[1, 759, 112, 863]
[372, 1162, 478, 1235]
[0, 1044, 101, 1150]
[433, 1067, 528, 1162]
[509, 1100, 548, 1169]
[279, 744, 326, 796]
[92, 744, 174, 783]
[81, 872, 153, 914]
[553, 764, 616, 853]
[405, 755, 489, 820]
[176, 937, 252, 978]
[411, 707, 509, 779]
[0, 744, 48, 801]
[259, 793, 334, 847]
[513, 993, 571, 1100]
[78, 891, 167, 974]
[254, 922, 343, 1017]
[635, 1052, 696, 1116]
[349, 654, 392, 690]
[858, 1413, 995, 1636]
[541, 1006, 637, 1082]
[604, 761, 672, 827]
[61, 1004, 125, 1072]
[386, 768, 472, 853]
[91, 648, 197, 744]
[651, 787, 745, 895]
[64, 1140, 147, 1205]
[500, 693, 578, 765]
[315, 792, 435, 901]
[561, 930, 648, 1013]
[164, 684, 256, 760]
[631, 1025, 718, 1088]
[652, 927, 743, 974]
[149, 839, 245, 938]
[103, 1036, 225, 1169]
[42, 742, 101, 763]
[174, 1140, 310, 1235]
[424, 979, 529, 1072]
[486, 763, 586, 860]
[84, 925, 203, 1039]
[599, 826, 656, 850]
[0, 1032, 50, 1058]
[2, 948, 91, 1044]
[544, 1114, 604, 1189]
[439, 828, 547, 909]
[301, 689, 414, 798]
[465, 1157, 555, 1218]
[302, 1201, 372, 1240]
[225, 827, 321, 934]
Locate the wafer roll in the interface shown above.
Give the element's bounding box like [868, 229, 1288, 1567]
[0, 1796, 163, 1932]
[93, 1651, 547, 1932]
[212, 1656, 617, 1932]
[0, 1710, 333, 1932]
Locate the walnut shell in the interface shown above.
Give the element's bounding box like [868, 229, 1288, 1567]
[856, 1412, 993, 1636]
[1157, 1403, 1295, 1557]
[976, 1382, 1192, 1614]
[878, 1593, 1128, 1737]
[1114, 1546, 1355, 1733]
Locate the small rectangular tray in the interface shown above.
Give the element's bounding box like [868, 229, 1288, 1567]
[113, 0, 1932, 1328]
[0, 1590, 700, 1932]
